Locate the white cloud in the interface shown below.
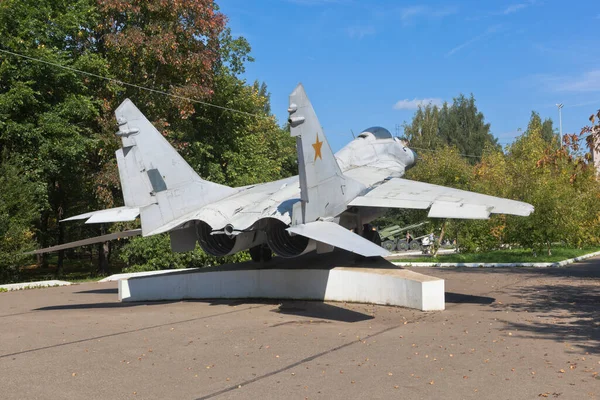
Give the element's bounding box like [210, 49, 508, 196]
[431, 6, 459, 18]
[565, 99, 600, 108]
[346, 25, 375, 39]
[502, 3, 528, 15]
[541, 70, 600, 93]
[393, 98, 443, 110]
[400, 5, 427, 22]
[399, 5, 458, 26]
[473, 0, 535, 18]
[446, 24, 501, 56]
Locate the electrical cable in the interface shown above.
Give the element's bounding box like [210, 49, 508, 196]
[0, 47, 267, 119]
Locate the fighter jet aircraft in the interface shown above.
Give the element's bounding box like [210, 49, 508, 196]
[40, 84, 534, 260]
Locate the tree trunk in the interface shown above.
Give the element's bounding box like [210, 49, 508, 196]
[97, 225, 110, 276]
[100, 242, 110, 275]
[55, 194, 65, 278]
[433, 220, 447, 257]
[547, 241, 552, 256]
[107, 241, 112, 264]
[39, 211, 50, 268]
[56, 221, 65, 278]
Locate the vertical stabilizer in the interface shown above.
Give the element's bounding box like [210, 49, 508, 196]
[288, 84, 364, 224]
[115, 99, 236, 235]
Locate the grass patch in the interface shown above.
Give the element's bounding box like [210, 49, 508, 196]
[389, 246, 600, 264]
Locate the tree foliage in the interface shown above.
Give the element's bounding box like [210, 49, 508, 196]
[0, 160, 44, 282]
[1, 1, 599, 279]
[0, 0, 114, 275]
[403, 94, 499, 163]
[387, 109, 600, 255]
[119, 234, 249, 272]
[526, 111, 559, 148]
[0, 0, 296, 279]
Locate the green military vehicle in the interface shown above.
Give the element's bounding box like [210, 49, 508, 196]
[378, 221, 430, 252]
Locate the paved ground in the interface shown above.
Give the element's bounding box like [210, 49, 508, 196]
[1, 259, 599, 400]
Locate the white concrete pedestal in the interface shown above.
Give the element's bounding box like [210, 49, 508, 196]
[118, 255, 444, 311]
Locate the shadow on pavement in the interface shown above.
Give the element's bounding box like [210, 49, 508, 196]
[273, 301, 373, 323]
[496, 283, 600, 354]
[34, 298, 277, 311]
[431, 258, 600, 280]
[75, 288, 118, 294]
[445, 292, 495, 304]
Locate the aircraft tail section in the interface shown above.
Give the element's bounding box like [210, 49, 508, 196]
[114, 99, 236, 235]
[288, 84, 364, 224]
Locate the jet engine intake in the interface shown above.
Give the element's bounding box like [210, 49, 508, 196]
[266, 219, 316, 258]
[197, 221, 265, 257]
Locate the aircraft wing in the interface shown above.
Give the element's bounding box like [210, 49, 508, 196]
[61, 206, 140, 224]
[27, 229, 142, 255]
[349, 178, 534, 219]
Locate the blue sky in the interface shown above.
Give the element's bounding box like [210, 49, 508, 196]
[219, 0, 599, 151]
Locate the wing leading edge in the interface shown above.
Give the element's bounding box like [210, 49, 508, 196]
[349, 178, 534, 219]
[61, 206, 140, 224]
[27, 229, 142, 255]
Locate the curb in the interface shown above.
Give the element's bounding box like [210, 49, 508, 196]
[98, 268, 199, 282]
[0, 280, 72, 291]
[391, 250, 600, 268]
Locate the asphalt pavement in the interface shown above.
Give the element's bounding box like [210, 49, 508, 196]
[1, 258, 599, 399]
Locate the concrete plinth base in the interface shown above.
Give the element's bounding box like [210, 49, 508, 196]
[118, 254, 444, 311]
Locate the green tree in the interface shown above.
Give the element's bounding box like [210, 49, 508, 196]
[403, 94, 499, 162]
[0, 159, 44, 282]
[0, 0, 296, 276]
[403, 104, 442, 150]
[504, 129, 600, 254]
[184, 73, 296, 186]
[526, 111, 559, 147]
[90, 1, 255, 207]
[438, 94, 499, 162]
[0, 0, 114, 275]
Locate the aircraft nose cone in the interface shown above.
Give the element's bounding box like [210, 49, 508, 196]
[409, 148, 418, 166]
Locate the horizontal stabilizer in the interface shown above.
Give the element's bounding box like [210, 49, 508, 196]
[27, 229, 142, 255]
[287, 221, 389, 257]
[61, 206, 140, 224]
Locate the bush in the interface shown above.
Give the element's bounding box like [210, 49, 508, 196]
[119, 234, 250, 272]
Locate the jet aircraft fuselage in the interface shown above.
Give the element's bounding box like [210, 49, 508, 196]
[157, 126, 415, 258]
[52, 83, 533, 262]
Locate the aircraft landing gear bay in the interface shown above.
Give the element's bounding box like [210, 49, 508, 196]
[249, 244, 273, 263]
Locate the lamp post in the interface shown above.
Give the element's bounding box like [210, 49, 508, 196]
[556, 103, 563, 137]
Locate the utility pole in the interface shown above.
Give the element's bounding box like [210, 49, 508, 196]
[556, 103, 564, 137]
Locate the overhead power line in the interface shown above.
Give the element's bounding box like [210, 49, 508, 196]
[409, 146, 482, 159]
[0, 47, 266, 119]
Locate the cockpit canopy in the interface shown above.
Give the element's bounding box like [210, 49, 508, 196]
[358, 126, 393, 140]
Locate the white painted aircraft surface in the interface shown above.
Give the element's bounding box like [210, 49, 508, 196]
[39, 84, 534, 261]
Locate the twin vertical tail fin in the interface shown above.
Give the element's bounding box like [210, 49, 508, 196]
[286, 84, 387, 257]
[114, 100, 236, 235]
[288, 84, 363, 224]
